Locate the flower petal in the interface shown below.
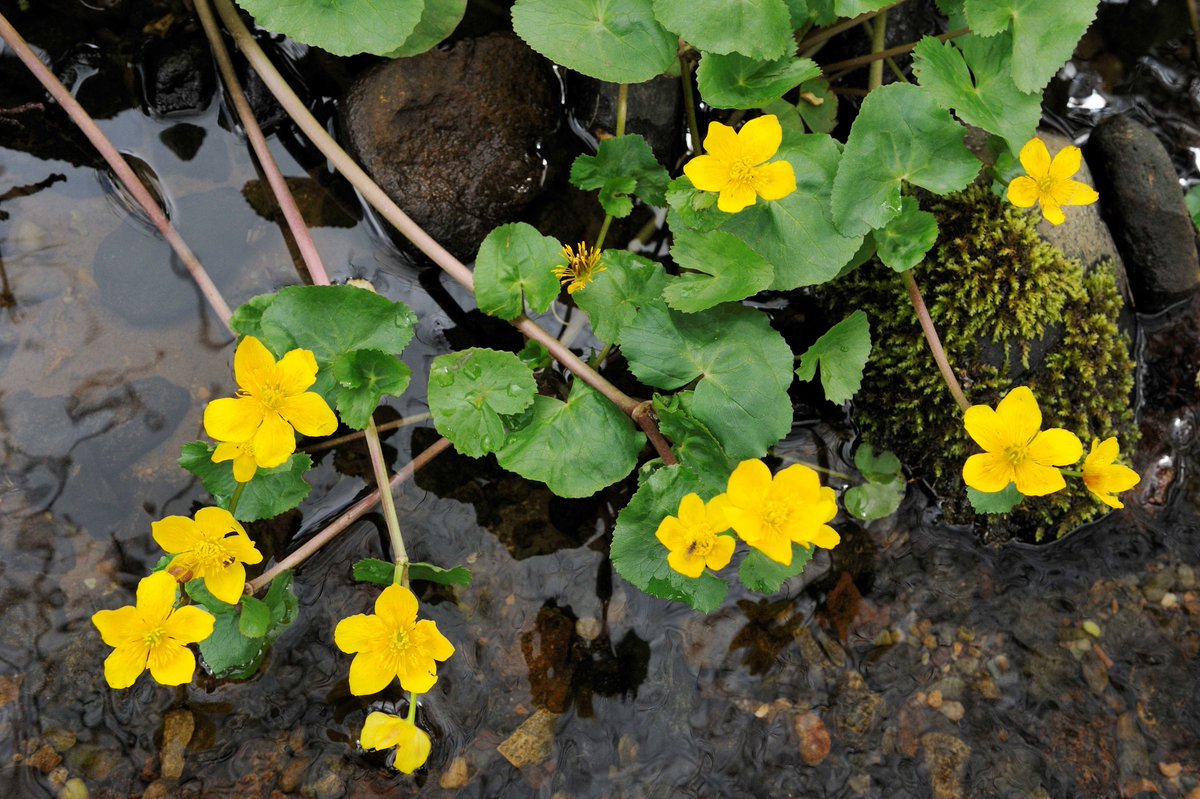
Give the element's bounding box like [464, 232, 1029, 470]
[232, 453, 258, 483]
[375, 584, 419, 631]
[751, 531, 793, 566]
[361, 712, 408, 750]
[222, 533, 264, 566]
[726, 459, 773, 508]
[204, 397, 264, 443]
[1041, 199, 1066, 226]
[348, 649, 398, 695]
[334, 614, 386, 654]
[1086, 437, 1119, 467]
[234, 335, 277, 396]
[104, 642, 149, 689]
[676, 493, 707, 529]
[704, 495, 731, 532]
[1006, 176, 1040, 208]
[195, 506, 246, 540]
[275, 348, 320, 395]
[1012, 459, 1066, 496]
[804, 524, 841, 550]
[1027, 428, 1083, 467]
[717, 182, 757, 213]
[667, 549, 705, 578]
[702, 120, 740, 162]
[737, 114, 783, 165]
[152, 516, 200, 555]
[147, 641, 197, 686]
[994, 386, 1041, 445]
[753, 160, 796, 201]
[414, 619, 456, 662]
[1018, 138, 1051, 179]
[212, 441, 242, 464]
[655, 515, 690, 551]
[963, 405, 1010, 453]
[683, 154, 731, 193]
[92, 606, 144, 647]
[277, 392, 338, 438]
[252, 411, 296, 468]
[723, 505, 764, 544]
[1090, 490, 1124, 510]
[163, 605, 215, 645]
[392, 726, 432, 774]
[136, 571, 179, 624]
[1047, 145, 1082, 180]
[1066, 180, 1099, 207]
[962, 453, 1014, 493]
[395, 647, 439, 693]
[204, 562, 247, 605]
[706, 535, 736, 572]
[772, 464, 820, 503]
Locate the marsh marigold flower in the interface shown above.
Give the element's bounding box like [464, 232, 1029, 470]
[962, 386, 1083, 496]
[334, 584, 455, 696]
[711, 459, 839, 566]
[360, 711, 432, 773]
[655, 493, 735, 578]
[212, 438, 258, 483]
[553, 242, 605, 295]
[91, 571, 215, 689]
[1007, 137, 1099, 226]
[683, 115, 796, 213]
[204, 335, 338, 470]
[1082, 437, 1140, 509]
[152, 506, 263, 605]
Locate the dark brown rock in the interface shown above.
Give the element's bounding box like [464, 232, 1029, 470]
[340, 34, 562, 261]
[1085, 115, 1200, 312]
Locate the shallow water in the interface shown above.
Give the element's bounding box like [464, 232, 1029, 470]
[1, 3, 1199, 798]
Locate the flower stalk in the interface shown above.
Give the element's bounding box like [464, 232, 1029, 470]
[901, 271, 971, 413]
[365, 417, 409, 586]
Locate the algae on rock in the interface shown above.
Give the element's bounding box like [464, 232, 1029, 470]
[827, 185, 1136, 540]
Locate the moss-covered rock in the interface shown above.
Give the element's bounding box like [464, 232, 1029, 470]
[826, 185, 1136, 541]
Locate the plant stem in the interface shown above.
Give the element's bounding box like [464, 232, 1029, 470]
[406, 691, 418, 722]
[228, 481, 247, 515]
[797, 1, 903, 55]
[632, 402, 677, 466]
[589, 341, 614, 369]
[247, 437, 452, 594]
[867, 9, 888, 91]
[194, 0, 330, 286]
[823, 27, 969, 76]
[0, 12, 234, 330]
[594, 214, 613, 250]
[680, 54, 702, 152]
[901, 271, 970, 413]
[794, 460, 855, 482]
[1061, 468, 1083, 478]
[1188, 0, 1200, 64]
[365, 417, 409, 587]
[303, 413, 433, 453]
[615, 83, 628, 137]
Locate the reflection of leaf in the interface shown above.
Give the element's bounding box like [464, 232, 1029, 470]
[967, 484, 1023, 513]
[845, 478, 904, 521]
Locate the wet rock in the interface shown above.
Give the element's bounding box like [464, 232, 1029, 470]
[307, 770, 345, 799]
[831, 672, 884, 748]
[28, 743, 64, 773]
[242, 177, 359, 230]
[568, 75, 681, 163]
[793, 711, 831, 766]
[439, 756, 470, 789]
[58, 778, 88, 799]
[279, 755, 312, 793]
[160, 709, 194, 780]
[1117, 712, 1152, 794]
[340, 34, 562, 261]
[520, 605, 577, 712]
[1085, 115, 1200, 312]
[938, 701, 965, 723]
[497, 708, 559, 769]
[139, 30, 214, 117]
[921, 732, 971, 799]
[0, 673, 22, 708]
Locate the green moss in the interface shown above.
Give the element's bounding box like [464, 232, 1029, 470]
[826, 184, 1136, 541]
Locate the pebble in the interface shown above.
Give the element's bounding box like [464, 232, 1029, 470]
[1160, 762, 1183, 778]
[309, 771, 345, 799]
[159, 709, 194, 781]
[57, 778, 87, 799]
[575, 617, 602, 642]
[28, 744, 63, 773]
[439, 756, 470, 790]
[921, 733, 971, 799]
[794, 711, 831, 766]
[1161, 593, 1178, 609]
[939, 701, 965, 722]
[497, 708, 559, 769]
[1178, 564, 1196, 589]
[927, 690, 943, 709]
[1083, 620, 1102, 638]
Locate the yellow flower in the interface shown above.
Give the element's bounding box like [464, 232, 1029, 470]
[203, 335, 338, 470]
[655, 493, 736, 578]
[552, 242, 605, 295]
[711, 459, 839, 566]
[152, 507, 264, 605]
[683, 115, 797, 213]
[962, 386, 1083, 496]
[1006, 137, 1099, 226]
[334, 584, 455, 695]
[1082, 437, 1140, 509]
[360, 711, 432, 774]
[91, 571, 215, 689]
[212, 438, 258, 483]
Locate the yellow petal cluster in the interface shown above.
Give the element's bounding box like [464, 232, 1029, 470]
[1007, 138, 1099, 226]
[962, 386, 1083, 496]
[203, 335, 338, 473]
[334, 584, 455, 695]
[655, 493, 735, 578]
[552, 242, 605, 295]
[683, 115, 797, 213]
[91, 571, 215, 689]
[360, 711, 432, 774]
[1082, 437, 1140, 509]
[713, 459, 840, 565]
[152, 506, 264, 605]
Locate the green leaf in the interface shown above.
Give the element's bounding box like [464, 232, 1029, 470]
[963, 0, 1100, 93]
[511, 0, 677, 83]
[912, 33, 1041, 152]
[352, 558, 395, 587]
[806, 0, 836, 25]
[610, 463, 728, 612]
[665, 176, 723, 233]
[784, 0, 809, 26]
[497, 381, 644, 497]
[967, 484, 1024, 514]
[427, 348, 537, 458]
[696, 52, 821, 109]
[474, 223, 564, 320]
[1187, 185, 1200, 228]
[794, 78, 838, 134]
[233, 0, 424, 57]
[721, 134, 867, 290]
[844, 478, 904, 521]
[573, 250, 669, 344]
[621, 303, 795, 459]
[385, 0, 467, 57]
[836, 0, 893, 14]
[332, 349, 412, 430]
[663, 227, 774, 312]
[352, 558, 473, 587]
[853, 443, 902, 483]
[570, 135, 669, 218]
[652, 392, 738, 491]
[653, 0, 793, 60]
[872, 196, 939, 273]
[795, 310, 871, 405]
[831, 83, 980, 236]
[738, 544, 813, 594]
[227, 293, 273, 340]
[199, 611, 266, 680]
[518, 339, 552, 371]
[179, 442, 313, 522]
[238, 595, 271, 638]
[262, 572, 299, 627]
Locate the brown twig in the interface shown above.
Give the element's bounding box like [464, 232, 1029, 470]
[822, 27, 969, 76]
[901, 271, 970, 413]
[304, 412, 433, 453]
[797, 1, 903, 55]
[632, 402, 677, 466]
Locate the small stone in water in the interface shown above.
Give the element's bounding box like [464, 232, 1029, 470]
[575, 617, 602, 642]
[1082, 620, 1102, 638]
[939, 701, 965, 722]
[439, 756, 470, 789]
[1161, 593, 1178, 608]
[1160, 762, 1183, 778]
[927, 690, 943, 709]
[793, 711, 831, 767]
[57, 778, 87, 799]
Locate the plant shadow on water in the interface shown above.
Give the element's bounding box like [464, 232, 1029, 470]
[0, 1, 1199, 797]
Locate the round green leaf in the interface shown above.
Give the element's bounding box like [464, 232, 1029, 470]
[385, 0, 467, 57]
[872, 196, 939, 273]
[844, 479, 904, 521]
[428, 348, 537, 458]
[474, 223, 564, 320]
[663, 227, 774, 312]
[653, 0, 793, 60]
[233, 0, 424, 56]
[573, 250, 669, 344]
[511, 0, 676, 83]
[794, 310, 871, 405]
[963, 0, 1100, 93]
[696, 52, 820, 109]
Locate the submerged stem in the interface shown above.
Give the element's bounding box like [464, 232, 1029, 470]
[901, 271, 971, 413]
[365, 417, 409, 587]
